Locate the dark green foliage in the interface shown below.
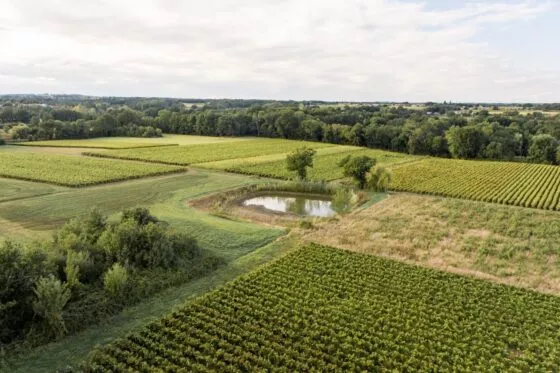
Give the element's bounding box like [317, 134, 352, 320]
[528, 134, 558, 164]
[0, 242, 51, 344]
[285, 147, 316, 180]
[85, 244, 560, 371]
[1, 208, 211, 348]
[2, 97, 560, 165]
[338, 155, 376, 188]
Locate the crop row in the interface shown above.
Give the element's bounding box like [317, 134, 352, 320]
[85, 139, 335, 166]
[0, 152, 185, 187]
[392, 158, 560, 210]
[85, 244, 560, 372]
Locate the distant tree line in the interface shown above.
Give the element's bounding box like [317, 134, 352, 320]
[1, 97, 560, 164]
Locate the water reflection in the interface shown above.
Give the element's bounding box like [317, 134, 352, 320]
[242, 194, 336, 217]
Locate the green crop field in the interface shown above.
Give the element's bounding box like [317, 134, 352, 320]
[17, 134, 252, 149]
[86, 244, 560, 372]
[85, 139, 334, 165]
[392, 158, 560, 210]
[215, 147, 417, 181]
[0, 152, 184, 187]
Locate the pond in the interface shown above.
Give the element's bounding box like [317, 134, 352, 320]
[242, 194, 337, 217]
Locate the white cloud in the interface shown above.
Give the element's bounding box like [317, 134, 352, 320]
[0, 0, 557, 101]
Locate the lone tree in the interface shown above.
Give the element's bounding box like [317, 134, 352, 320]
[286, 147, 316, 180]
[338, 155, 376, 189]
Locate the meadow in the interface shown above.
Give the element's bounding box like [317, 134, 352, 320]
[18, 134, 251, 149]
[0, 152, 185, 186]
[308, 193, 560, 295]
[392, 158, 560, 210]
[86, 244, 560, 372]
[85, 138, 335, 165]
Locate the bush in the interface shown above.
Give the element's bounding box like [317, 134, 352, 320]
[0, 138, 5, 146]
[0, 241, 50, 344]
[33, 276, 71, 339]
[103, 263, 129, 299]
[367, 166, 392, 192]
[332, 188, 354, 213]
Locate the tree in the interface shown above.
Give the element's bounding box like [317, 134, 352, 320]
[446, 125, 488, 159]
[367, 166, 392, 192]
[286, 147, 316, 180]
[528, 134, 558, 164]
[338, 155, 376, 189]
[33, 276, 71, 339]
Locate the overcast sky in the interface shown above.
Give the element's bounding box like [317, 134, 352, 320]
[0, 0, 558, 102]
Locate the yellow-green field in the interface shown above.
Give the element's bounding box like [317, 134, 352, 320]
[0, 152, 185, 187]
[201, 146, 417, 181]
[392, 158, 560, 210]
[85, 139, 335, 165]
[17, 134, 252, 149]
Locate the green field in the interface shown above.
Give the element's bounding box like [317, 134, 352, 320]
[18, 134, 252, 149]
[86, 244, 560, 371]
[392, 158, 560, 210]
[0, 171, 282, 255]
[85, 139, 334, 165]
[0, 152, 184, 186]
[210, 147, 417, 181]
[0, 178, 66, 203]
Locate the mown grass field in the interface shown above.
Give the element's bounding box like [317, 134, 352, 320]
[86, 244, 560, 372]
[392, 158, 560, 210]
[0, 171, 282, 257]
[85, 139, 335, 165]
[18, 134, 251, 149]
[0, 152, 185, 186]
[0, 178, 66, 203]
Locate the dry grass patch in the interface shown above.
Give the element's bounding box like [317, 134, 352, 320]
[307, 193, 560, 295]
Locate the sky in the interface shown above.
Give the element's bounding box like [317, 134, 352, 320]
[0, 0, 558, 102]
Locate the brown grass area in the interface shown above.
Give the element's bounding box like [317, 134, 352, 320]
[306, 193, 560, 295]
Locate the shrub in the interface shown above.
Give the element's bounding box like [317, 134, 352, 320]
[103, 263, 129, 299]
[33, 276, 71, 340]
[367, 166, 392, 192]
[332, 188, 354, 213]
[0, 242, 50, 344]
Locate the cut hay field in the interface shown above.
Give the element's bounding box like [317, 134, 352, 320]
[85, 139, 335, 165]
[392, 158, 560, 210]
[18, 134, 252, 149]
[86, 244, 560, 372]
[0, 152, 184, 187]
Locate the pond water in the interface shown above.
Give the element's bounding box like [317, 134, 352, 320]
[242, 194, 336, 217]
